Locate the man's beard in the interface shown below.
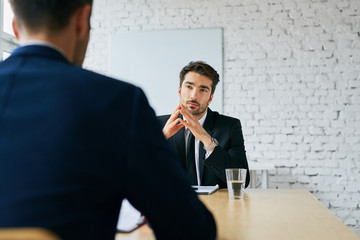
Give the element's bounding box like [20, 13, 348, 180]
[186, 100, 208, 116]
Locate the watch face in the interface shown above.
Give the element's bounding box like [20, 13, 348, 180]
[204, 138, 218, 151]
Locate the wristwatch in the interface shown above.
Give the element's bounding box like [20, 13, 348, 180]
[203, 138, 219, 152]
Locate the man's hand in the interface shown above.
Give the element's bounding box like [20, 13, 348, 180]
[178, 105, 213, 148]
[162, 105, 185, 140]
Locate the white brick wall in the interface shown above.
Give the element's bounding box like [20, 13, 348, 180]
[84, 0, 360, 231]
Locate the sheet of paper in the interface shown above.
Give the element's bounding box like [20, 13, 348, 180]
[117, 199, 142, 232]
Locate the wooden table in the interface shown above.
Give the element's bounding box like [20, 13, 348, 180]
[116, 189, 359, 240]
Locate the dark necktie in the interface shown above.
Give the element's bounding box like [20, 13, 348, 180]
[186, 132, 197, 185]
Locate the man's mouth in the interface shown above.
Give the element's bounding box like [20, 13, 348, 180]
[187, 101, 199, 108]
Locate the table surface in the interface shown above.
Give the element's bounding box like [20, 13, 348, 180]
[116, 189, 359, 240]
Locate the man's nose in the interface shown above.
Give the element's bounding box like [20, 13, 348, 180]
[190, 89, 198, 100]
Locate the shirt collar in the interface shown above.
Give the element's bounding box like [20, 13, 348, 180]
[183, 110, 208, 130]
[198, 111, 207, 126]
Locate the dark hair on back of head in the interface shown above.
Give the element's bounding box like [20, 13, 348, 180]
[10, 0, 93, 32]
[179, 61, 220, 95]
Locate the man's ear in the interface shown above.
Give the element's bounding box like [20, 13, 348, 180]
[75, 5, 91, 39]
[12, 18, 20, 39]
[208, 94, 214, 105]
[178, 86, 181, 96]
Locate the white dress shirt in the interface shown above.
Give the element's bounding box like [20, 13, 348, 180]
[184, 112, 212, 186]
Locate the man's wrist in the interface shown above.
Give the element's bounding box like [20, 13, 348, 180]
[203, 138, 218, 152]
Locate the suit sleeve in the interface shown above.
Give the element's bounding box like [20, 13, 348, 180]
[204, 118, 250, 188]
[124, 88, 216, 240]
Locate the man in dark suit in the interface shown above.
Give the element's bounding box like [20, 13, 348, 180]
[158, 61, 250, 188]
[0, 1, 216, 240]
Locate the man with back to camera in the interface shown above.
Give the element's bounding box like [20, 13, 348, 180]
[158, 61, 250, 188]
[0, 1, 216, 239]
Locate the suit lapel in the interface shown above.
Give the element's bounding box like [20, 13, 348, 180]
[172, 121, 186, 170]
[199, 109, 215, 185]
[199, 142, 206, 184]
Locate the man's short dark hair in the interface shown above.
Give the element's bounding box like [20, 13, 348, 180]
[10, 0, 93, 32]
[179, 61, 220, 95]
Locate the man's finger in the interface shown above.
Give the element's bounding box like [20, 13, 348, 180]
[169, 118, 183, 127]
[179, 105, 196, 123]
[169, 109, 180, 121]
[178, 118, 190, 129]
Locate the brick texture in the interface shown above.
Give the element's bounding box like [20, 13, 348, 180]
[84, 0, 360, 231]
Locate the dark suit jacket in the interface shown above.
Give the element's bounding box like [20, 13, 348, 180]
[158, 109, 250, 188]
[0, 45, 215, 240]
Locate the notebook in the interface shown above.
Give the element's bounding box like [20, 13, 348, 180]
[192, 184, 219, 195]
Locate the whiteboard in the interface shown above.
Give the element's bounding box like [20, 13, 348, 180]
[110, 28, 223, 116]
